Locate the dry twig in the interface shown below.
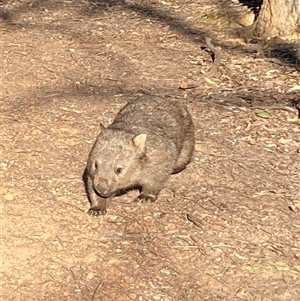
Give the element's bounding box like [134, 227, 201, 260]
[204, 36, 222, 77]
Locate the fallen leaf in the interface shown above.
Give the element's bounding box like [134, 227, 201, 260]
[247, 138, 257, 145]
[278, 137, 293, 144]
[205, 12, 217, 20]
[83, 253, 98, 264]
[204, 77, 219, 85]
[86, 272, 94, 280]
[256, 110, 271, 119]
[60, 127, 79, 135]
[194, 143, 204, 152]
[179, 81, 188, 89]
[4, 193, 14, 201]
[287, 85, 300, 92]
[31, 129, 43, 135]
[211, 224, 225, 231]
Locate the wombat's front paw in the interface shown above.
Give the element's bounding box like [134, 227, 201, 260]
[88, 207, 107, 216]
[134, 194, 156, 203]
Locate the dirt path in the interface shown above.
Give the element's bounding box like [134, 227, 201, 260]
[1, 1, 300, 300]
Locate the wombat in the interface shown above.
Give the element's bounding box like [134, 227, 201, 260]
[85, 96, 195, 216]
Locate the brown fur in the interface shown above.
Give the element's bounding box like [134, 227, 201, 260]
[85, 96, 195, 215]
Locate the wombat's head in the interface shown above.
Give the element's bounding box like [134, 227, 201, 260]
[87, 124, 147, 197]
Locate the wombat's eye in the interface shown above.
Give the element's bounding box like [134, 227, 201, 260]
[94, 162, 98, 170]
[115, 167, 123, 175]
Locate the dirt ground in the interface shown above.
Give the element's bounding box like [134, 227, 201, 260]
[1, 0, 300, 300]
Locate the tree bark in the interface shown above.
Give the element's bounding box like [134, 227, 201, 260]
[255, 0, 300, 38]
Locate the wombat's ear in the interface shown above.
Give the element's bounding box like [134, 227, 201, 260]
[99, 123, 106, 132]
[132, 134, 147, 151]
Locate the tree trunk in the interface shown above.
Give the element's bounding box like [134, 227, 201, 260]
[255, 0, 300, 38]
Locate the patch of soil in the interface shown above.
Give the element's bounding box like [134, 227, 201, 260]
[1, 1, 299, 300]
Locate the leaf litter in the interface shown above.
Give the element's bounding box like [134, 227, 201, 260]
[1, 0, 300, 300]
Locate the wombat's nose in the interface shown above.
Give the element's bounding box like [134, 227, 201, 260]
[95, 182, 106, 192]
[94, 182, 111, 196]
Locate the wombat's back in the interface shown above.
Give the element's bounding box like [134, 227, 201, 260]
[108, 96, 194, 156]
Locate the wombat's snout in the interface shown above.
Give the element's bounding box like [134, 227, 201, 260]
[94, 181, 113, 197]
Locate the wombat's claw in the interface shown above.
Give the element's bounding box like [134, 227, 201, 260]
[134, 194, 156, 203]
[88, 207, 107, 216]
